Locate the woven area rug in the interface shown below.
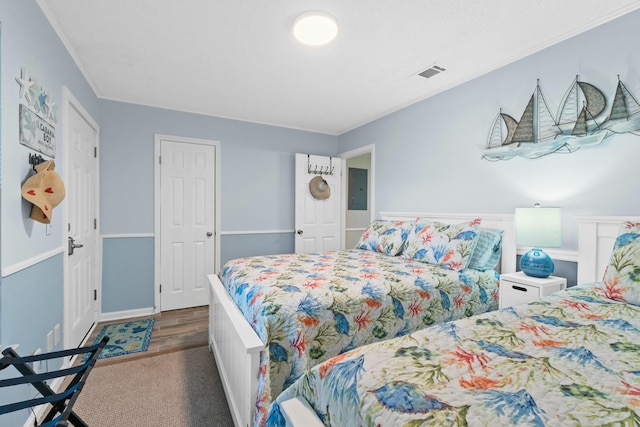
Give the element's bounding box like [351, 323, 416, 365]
[74, 346, 233, 426]
[91, 318, 154, 359]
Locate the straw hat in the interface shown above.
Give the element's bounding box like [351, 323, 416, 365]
[309, 176, 330, 200]
[21, 160, 66, 224]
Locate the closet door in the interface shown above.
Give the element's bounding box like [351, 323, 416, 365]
[159, 138, 216, 311]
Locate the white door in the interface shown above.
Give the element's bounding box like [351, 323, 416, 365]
[294, 153, 342, 253]
[159, 138, 215, 311]
[64, 90, 99, 349]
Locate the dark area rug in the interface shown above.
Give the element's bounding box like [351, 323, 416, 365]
[74, 346, 234, 426]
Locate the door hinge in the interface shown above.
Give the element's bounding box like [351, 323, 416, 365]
[94, 147, 97, 158]
[94, 218, 97, 230]
[159, 284, 162, 293]
[159, 156, 161, 165]
[93, 290, 97, 301]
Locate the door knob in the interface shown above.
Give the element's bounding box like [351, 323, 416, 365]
[206, 231, 213, 237]
[296, 229, 303, 235]
[68, 236, 84, 256]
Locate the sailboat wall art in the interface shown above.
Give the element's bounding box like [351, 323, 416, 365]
[482, 75, 640, 161]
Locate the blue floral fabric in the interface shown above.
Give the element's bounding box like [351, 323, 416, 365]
[267, 284, 640, 426]
[356, 220, 415, 256]
[220, 249, 499, 426]
[402, 220, 480, 271]
[598, 221, 640, 306]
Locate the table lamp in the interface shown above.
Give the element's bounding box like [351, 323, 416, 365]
[515, 204, 561, 278]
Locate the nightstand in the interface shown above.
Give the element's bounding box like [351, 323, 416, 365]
[499, 271, 567, 309]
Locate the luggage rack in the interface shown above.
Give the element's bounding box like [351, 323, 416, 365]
[0, 336, 109, 427]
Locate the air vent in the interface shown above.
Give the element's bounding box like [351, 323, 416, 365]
[418, 64, 446, 79]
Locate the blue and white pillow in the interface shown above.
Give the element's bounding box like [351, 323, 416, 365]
[467, 227, 503, 271]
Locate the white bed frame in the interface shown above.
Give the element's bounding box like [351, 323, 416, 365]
[577, 215, 640, 283]
[280, 215, 640, 426]
[208, 212, 516, 427]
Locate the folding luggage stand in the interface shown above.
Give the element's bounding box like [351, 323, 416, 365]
[0, 336, 109, 427]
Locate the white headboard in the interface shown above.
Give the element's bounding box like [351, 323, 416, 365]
[577, 216, 640, 284]
[379, 212, 516, 274]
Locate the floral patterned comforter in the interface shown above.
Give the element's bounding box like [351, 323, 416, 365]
[220, 249, 499, 426]
[266, 283, 640, 426]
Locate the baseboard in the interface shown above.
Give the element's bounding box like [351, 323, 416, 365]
[99, 307, 155, 322]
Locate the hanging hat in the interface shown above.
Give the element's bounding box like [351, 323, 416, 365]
[309, 175, 330, 200]
[21, 160, 66, 224]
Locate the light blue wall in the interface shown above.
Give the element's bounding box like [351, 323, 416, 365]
[0, 254, 65, 426]
[221, 233, 294, 268]
[102, 237, 155, 313]
[98, 100, 338, 234]
[339, 9, 640, 253]
[0, 254, 64, 350]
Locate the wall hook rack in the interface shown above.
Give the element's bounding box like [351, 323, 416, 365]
[307, 154, 334, 176]
[28, 153, 46, 171]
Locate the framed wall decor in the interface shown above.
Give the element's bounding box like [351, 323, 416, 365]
[16, 68, 57, 157]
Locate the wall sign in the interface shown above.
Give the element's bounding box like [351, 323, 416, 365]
[16, 68, 57, 157]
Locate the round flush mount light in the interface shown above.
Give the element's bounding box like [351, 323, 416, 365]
[293, 11, 338, 46]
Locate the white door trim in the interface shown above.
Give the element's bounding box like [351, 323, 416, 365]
[62, 86, 101, 349]
[338, 144, 375, 248]
[153, 134, 221, 312]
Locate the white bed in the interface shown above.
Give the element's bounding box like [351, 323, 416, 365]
[208, 212, 516, 427]
[278, 215, 640, 426]
[575, 216, 640, 283]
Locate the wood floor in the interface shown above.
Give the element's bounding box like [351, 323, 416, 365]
[85, 305, 209, 366]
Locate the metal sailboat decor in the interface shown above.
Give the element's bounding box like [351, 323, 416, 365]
[482, 75, 640, 161]
[603, 76, 640, 134]
[483, 80, 566, 160]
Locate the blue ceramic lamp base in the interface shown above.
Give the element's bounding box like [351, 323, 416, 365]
[520, 248, 555, 278]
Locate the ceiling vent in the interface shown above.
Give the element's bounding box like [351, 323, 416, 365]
[418, 64, 446, 79]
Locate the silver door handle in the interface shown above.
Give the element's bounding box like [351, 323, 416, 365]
[68, 237, 84, 256]
[296, 229, 303, 235]
[206, 231, 213, 237]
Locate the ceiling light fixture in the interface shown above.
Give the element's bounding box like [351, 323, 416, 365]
[293, 11, 338, 46]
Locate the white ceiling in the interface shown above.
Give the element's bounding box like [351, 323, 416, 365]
[38, 0, 640, 135]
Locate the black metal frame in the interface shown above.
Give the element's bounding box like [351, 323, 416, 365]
[0, 336, 109, 427]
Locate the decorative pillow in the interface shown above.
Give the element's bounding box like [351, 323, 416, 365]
[467, 227, 503, 271]
[356, 220, 414, 256]
[599, 221, 640, 306]
[401, 220, 480, 271]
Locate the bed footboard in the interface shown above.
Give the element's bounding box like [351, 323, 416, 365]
[208, 274, 265, 427]
[281, 397, 324, 427]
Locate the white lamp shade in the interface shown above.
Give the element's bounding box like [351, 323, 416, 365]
[515, 207, 561, 247]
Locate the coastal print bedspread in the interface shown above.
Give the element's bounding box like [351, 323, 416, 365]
[266, 283, 640, 426]
[219, 249, 499, 426]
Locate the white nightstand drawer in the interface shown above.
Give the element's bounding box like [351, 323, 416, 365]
[501, 282, 540, 307]
[499, 272, 567, 309]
